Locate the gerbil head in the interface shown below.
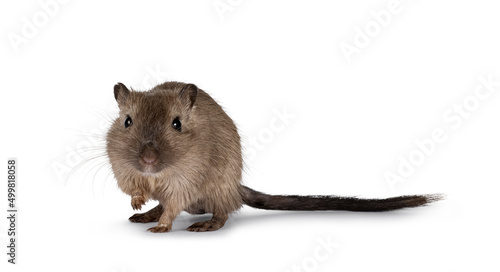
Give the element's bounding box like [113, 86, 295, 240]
[107, 82, 199, 176]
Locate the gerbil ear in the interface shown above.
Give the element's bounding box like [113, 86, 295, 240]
[114, 82, 130, 106]
[179, 83, 198, 109]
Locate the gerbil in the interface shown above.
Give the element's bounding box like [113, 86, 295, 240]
[106, 81, 442, 233]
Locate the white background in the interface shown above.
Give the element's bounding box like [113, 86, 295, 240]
[1, 0, 500, 271]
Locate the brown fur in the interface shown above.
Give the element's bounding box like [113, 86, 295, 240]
[106, 81, 442, 233]
[107, 82, 242, 232]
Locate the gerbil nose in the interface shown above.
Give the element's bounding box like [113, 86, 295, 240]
[140, 141, 159, 165]
[142, 154, 157, 164]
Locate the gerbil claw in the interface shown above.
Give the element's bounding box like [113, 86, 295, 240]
[131, 195, 146, 210]
[147, 224, 171, 233]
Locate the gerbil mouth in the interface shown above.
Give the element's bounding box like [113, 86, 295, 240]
[139, 164, 160, 174]
[138, 158, 164, 174]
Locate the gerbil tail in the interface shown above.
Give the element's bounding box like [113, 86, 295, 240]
[241, 186, 443, 212]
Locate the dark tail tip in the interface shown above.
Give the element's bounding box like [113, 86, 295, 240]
[423, 194, 445, 204]
[393, 193, 444, 210]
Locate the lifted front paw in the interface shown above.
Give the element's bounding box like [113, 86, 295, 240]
[131, 195, 146, 210]
[147, 224, 171, 233]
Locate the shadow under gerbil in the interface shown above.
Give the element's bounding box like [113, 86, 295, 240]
[124, 208, 427, 237]
[229, 208, 428, 228]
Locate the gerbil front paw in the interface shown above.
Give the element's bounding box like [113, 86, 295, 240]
[131, 195, 146, 210]
[147, 224, 172, 233]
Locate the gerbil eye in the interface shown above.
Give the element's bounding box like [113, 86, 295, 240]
[172, 117, 181, 132]
[124, 116, 133, 128]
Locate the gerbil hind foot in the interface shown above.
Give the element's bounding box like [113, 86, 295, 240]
[129, 204, 164, 223]
[147, 224, 172, 233]
[187, 213, 228, 232]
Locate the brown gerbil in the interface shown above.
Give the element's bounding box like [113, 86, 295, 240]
[106, 81, 442, 233]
